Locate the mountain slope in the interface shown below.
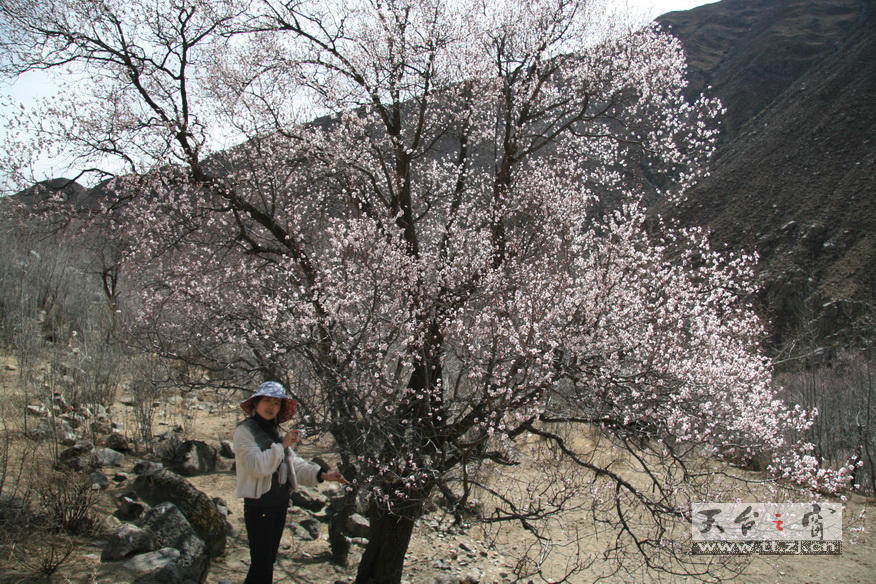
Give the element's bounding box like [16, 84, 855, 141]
[654, 0, 876, 347]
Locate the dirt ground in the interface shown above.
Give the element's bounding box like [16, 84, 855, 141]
[1, 371, 875, 584]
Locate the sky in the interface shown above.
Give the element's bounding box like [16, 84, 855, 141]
[647, 0, 719, 17]
[0, 0, 719, 190]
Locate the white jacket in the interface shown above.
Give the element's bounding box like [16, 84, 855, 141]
[233, 421, 321, 500]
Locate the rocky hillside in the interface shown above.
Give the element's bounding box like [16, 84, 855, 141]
[653, 0, 875, 350]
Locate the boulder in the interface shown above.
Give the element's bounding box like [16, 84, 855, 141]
[346, 513, 371, 539]
[136, 502, 209, 583]
[101, 523, 156, 561]
[89, 471, 111, 490]
[133, 460, 164, 475]
[291, 486, 326, 512]
[96, 447, 126, 467]
[91, 419, 113, 435]
[106, 432, 132, 453]
[166, 440, 218, 477]
[116, 492, 147, 521]
[56, 441, 99, 472]
[132, 469, 227, 558]
[117, 547, 191, 584]
[24, 423, 54, 442]
[218, 440, 234, 459]
[298, 517, 321, 540]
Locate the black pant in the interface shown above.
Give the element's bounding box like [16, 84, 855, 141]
[243, 501, 289, 584]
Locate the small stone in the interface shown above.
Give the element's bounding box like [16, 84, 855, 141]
[89, 472, 110, 490]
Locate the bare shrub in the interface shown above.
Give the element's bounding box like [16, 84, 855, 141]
[778, 350, 876, 493]
[7, 532, 78, 582]
[31, 469, 99, 535]
[0, 394, 38, 534]
[126, 361, 169, 453]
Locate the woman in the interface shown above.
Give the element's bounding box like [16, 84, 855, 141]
[234, 381, 347, 584]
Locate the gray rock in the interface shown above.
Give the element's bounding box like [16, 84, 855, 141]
[132, 469, 227, 558]
[298, 517, 321, 540]
[218, 440, 234, 458]
[123, 548, 180, 572]
[166, 440, 218, 477]
[96, 447, 126, 467]
[345, 513, 370, 539]
[291, 485, 327, 512]
[116, 493, 147, 520]
[106, 432, 132, 453]
[133, 460, 164, 474]
[121, 546, 180, 572]
[90, 471, 111, 490]
[101, 523, 156, 561]
[26, 404, 49, 417]
[24, 423, 54, 441]
[136, 502, 209, 583]
[56, 441, 99, 472]
[91, 420, 113, 435]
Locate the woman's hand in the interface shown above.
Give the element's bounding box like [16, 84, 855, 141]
[282, 429, 305, 449]
[320, 470, 349, 484]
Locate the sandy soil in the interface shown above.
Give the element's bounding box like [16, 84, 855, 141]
[1, 371, 874, 584]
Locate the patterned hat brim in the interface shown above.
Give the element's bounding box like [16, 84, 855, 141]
[240, 382, 297, 423]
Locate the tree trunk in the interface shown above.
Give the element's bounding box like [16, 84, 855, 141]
[328, 489, 357, 566]
[354, 507, 418, 584]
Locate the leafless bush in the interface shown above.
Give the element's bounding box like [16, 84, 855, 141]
[778, 350, 876, 493]
[31, 469, 99, 535]
[131, 386, 161, 451]
[0, 221, 135, 448]
[7, 532, 78, 582]
[125, 358, 172, 452]
[0, 393, 38, 533]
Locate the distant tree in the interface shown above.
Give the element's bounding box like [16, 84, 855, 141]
[0, 0, 852, 582]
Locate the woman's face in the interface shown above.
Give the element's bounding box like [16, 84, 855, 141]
[254, 396, 284, 421]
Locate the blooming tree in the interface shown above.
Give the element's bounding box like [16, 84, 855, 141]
[0, 0, 852, 582]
